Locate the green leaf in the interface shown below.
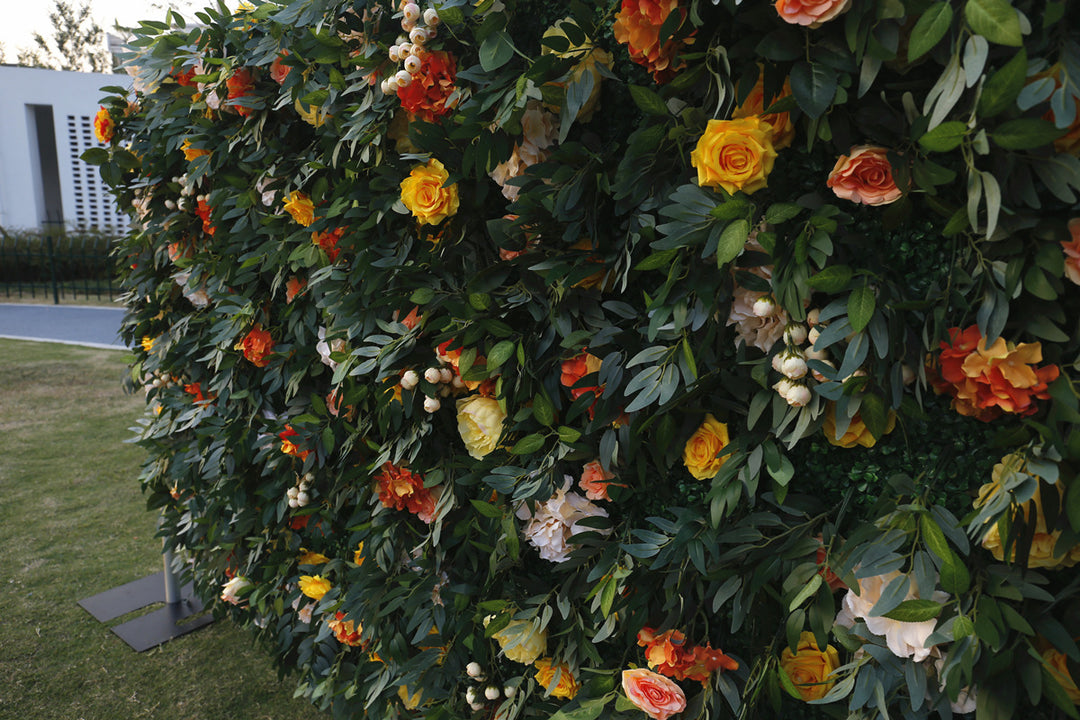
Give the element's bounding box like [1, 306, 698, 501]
[965, 0, 1023, 46]
[790, 61, 838, 119]
[634, 248, 679, 271]
[487, 341, 515, 371]
[788, 574, 822, 611]
[81, 147, 109, 165]
[991, 118, 1065, 149]
[939, 550, 971, 593]
[510, 433, 546, 455]
[920, 514, 952, 561]
[807, 265, 853, 293]
[479, 30, 516, 72]
[860, 393, 888, 440]
[765, 203, 802, 224]
[847, 286, 876, 333]
[977, 49, 1027, 117]
[628, 85, 669, 116]
[908, 3, 954, 62]
[557, 426, 582, 444]
[470, 499, 502, 518]
[410, 287, 435, 304]
[881, 599, 943, 622]
[532, 392, 555, 427]
[716, 219, 750, 266]
[953, 615, 975, 639]
[918, 121, 969, 152]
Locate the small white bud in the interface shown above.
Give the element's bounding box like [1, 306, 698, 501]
[401, 369, 419, 390]
[451, 375, 465, 389]
[786, 384, 812, 407]
[425, 26, 438, 40]
[424, 8, 439, 25]
[424, 396, 441, 413]
[503, 686, 516, 698]
[466, 662, 482, 678]
[394, 70, 413, 88]
[424, 367, 441, 384]
[380, 78, 395, 95]
[485, 687, 500, 701]
[287, 487, 298, 499]
[409, 27, 427, 45]
[296, 491, 309, 506]
[807, 308, 821, 326]
[772, 378, 794, 400]
[784, 323, 808, 345]
[401, 16, 415, 31]
[771, 353, 784, 373]
[469, 703, 484, 712]
[810, 359, 835, 383]
[807, 326, 821, 346]
[781, 356, 808, 380]
[439, 367, 453, 383]
[901, 364, 916, 385]
[164, 199, 176, 210]
[388, 45, 401, 62]
[288, 497, 298, 508]
[404, 54, 422, 74]
[402, 2, 421, 21]
[804, 346, 829, 362]
[752, 296, 776, 318]
[465, 687, 477, 704]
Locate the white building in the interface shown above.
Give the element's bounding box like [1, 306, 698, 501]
[0, 65, 131, 232]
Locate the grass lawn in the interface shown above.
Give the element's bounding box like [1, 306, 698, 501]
[0, 339, 324, 720]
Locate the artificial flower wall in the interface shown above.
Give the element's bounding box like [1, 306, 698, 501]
[91, 0, 1080, 718]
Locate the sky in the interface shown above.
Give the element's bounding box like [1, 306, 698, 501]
[0, 0, 235, 60]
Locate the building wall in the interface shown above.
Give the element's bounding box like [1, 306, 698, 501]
[0, 66, 132, 232]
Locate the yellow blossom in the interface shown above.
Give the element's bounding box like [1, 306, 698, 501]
[299, 574, 332, 601]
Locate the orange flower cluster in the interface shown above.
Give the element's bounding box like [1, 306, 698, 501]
[376, 463, 438, 524]
[312, 227, 344, 262]
[174, 65, 197, 87]
[286, 276, 307, 303]
[636, 627, 739, 685]
[930, 325, 1059, 421]
[196, 198, 215, 236]
[279, 425, 311, 462]
[326, 611, 364, 646]
[226, 67, 256, 117]
[183, 382, 214, 404]
[560, 350, 602, 401]
[397, 50, 457, 122]
[613, 0, 695, 83]
[237, 325, 274, 367]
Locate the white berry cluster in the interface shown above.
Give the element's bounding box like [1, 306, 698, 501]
[142, 370, 176, 393]
[462, 662, 516, 711]
[400, 362, 463, 413]
[163, 173, 205, 211]
[286, 472, 314, 508]
[768, 306, 826, 407]
[379, 2, 441, 95]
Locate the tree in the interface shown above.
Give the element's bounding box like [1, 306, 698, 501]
[16, 0, 112, 73]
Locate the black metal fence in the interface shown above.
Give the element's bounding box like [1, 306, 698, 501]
[0, 229, 120, 303]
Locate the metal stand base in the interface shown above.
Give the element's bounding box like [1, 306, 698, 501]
[78, 567, 214, 652]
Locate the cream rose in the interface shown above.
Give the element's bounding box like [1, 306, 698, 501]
[456, 395, 506, 459]
[621, 668, 687, 720]
[492, 620, 547, 664]
[835, 571, 948, 662]
[826, 146, 903, 206]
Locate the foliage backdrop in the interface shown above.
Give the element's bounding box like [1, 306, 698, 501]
[91, 0, 1080, 718]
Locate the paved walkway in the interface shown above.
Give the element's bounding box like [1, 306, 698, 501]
[0, 303, 129, 349]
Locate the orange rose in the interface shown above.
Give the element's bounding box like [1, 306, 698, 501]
[1043, 647, 1080, 704]
[236, 325, 273, 367]
[579, 459, 621, 500]
[93, 107, 114, 144]
[196, 198, 215, 236]
[285, 276, 306, 303]
[780, 631, 841, 702]
[774, 0, 851, 28]
[226, 67, 256, 117]
[690, 118, 777, 196]
[613, 0, 694, 83]
[270, 52, 291, 84]
[621, 668, 687, 720]
[826, 146, 902, 206]
[312, 227, 344, 262]
[561, 351, 603, 399]
[731, 70, 795, 150]
[376, 463, 439, 524]
[682, 414, 730, 480]
[279, 425, 311, 461]
[327, 611, 364, 647]
[1063, 218, 1080, 286]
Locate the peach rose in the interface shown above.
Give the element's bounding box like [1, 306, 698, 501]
[731, 70, 795, 150]
[774, 0, 851, 28]
[682, 413, 730, 480]
[579, 459, 621, 501]
[456, 395, 506, 459]
[779, 631, 841, 701]
[621, 668, 687, 720]
[400, 158, 459, 226]
[236, 325, 273, 367]
[826, 146, 902, 206]
[1063, 218, 1080, 286]
[690, 118, 777, 196]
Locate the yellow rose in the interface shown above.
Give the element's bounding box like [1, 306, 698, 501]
[456, 395, 506, 459]
[283, 191, 316, 226]
[398, 685, 424, 709]
[295, 98, 331, 128]
[297, 549, 330, 565]
[690, 117, 778, 196]
[400, 158, 459, 226]
[780, 631, 841, 702]
[822, 402, 897, 448]
[541, 19, 613, 123]
[492, 620, 547, 664]
[534, 658, 579, 699]
[298, 574, 332, 601]
[977, 454, 1080, 569]
[682, 413, 731, 480]
[1043, 647, 1080, 704]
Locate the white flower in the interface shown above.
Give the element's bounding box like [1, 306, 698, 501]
[316, 327, 346, 371]
[220, 576, 252, 605]
[835, 571, 949, 663]
[515, 477, 610, 563]
[932, 653, 977, 714]
[490, 100, 559, 200]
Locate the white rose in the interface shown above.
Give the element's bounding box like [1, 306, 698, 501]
[836, 571, 948, 663]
